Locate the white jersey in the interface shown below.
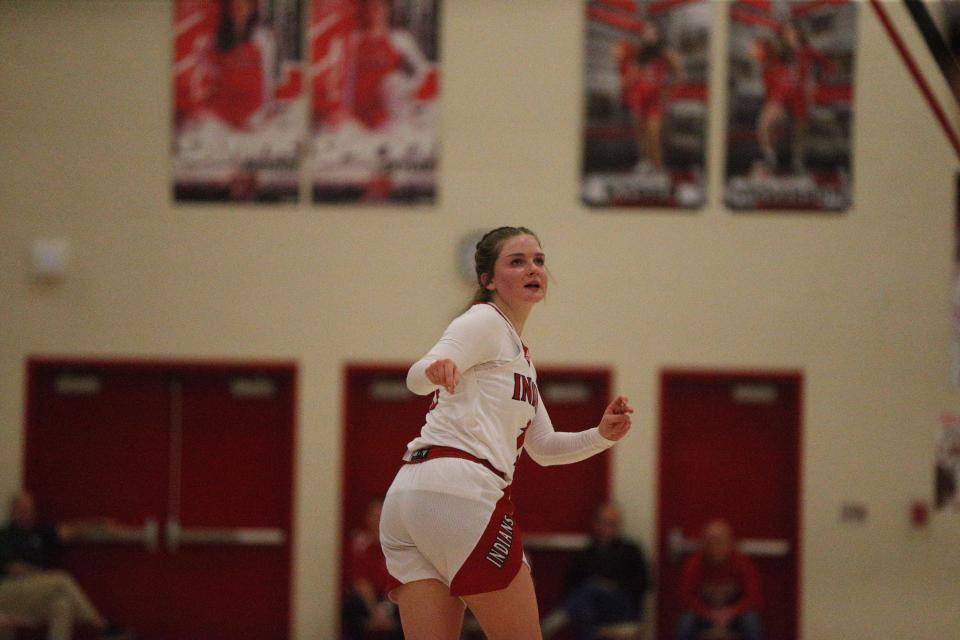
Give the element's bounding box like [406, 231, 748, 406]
[404, 302, 613, 486]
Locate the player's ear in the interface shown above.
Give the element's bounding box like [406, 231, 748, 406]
[481, 272, 495, 291]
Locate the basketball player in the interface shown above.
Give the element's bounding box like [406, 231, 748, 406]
[379, 226, 634, 639]
[755, 22, 833, 174]
[190, 0, 276, 130]
[615, 25, 685, 174]
[346, 0, 431, 130]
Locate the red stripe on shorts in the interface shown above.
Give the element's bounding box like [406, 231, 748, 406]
[449, 490, 523, 596]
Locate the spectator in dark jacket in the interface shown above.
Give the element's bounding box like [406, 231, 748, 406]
[543, 502, 650, 640]
[0, 491, 129, 640]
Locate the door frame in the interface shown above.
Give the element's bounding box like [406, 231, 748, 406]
[23, 355, 300, 637]
[656, 367, 804, 639]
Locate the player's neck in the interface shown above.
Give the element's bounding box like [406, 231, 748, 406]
[490, 297, 531, 336]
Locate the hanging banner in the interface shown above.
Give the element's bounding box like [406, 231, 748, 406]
[173, 0, 304, 202]
[724, 0, 857, 211]
[581, 0, 710, 209]
[936, 413, 960, 511]
[952, 174, 960, 386]
[309, 0, 440, 204]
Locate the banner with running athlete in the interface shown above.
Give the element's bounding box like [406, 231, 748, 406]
[309, 0, 440, 204]
[581, 0, 710, 209]
[173, 0, 304, 202]
[724, 0, 857, 211]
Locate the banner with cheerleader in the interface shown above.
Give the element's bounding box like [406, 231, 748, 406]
[724, 0, 857, 212]
[953, 175, 960, 386]
[581, 0, 710, 209]
[173, 0, 304, 202]
[936, 413, 960, 511]
[309, 0, 440, 204]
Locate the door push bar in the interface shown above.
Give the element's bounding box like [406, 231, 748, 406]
[165, 520, 287, 552]
[524, 533, 591, 551]
[72, 518, 160, 553]
[667, 527, 791, 561]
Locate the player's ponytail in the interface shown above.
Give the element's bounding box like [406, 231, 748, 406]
[470, 226, 540, 306]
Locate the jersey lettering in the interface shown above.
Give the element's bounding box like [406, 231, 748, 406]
[511, 373, 539, 408]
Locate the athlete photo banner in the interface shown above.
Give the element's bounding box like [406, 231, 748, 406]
[724, 0, 857, 212]
[952, 175, 960, 386]
[173, 0, 304, 202]
[581, 0, 710, 209]
[936, 413, 960, 512]
[309, 0, 440, 204]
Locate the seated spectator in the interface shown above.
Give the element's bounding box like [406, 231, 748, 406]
[341, 498, 400, 640]
[542, 502, 650, 640]
[0, 610, 30, 632]
[676, 520, 763, 640]
[0, 491, 129, 640]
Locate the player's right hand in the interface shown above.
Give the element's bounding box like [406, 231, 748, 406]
[425, 359, 460, 394]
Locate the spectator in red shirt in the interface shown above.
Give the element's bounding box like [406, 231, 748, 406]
[341, 498, 400, 640]
[676, 520, 763, 640]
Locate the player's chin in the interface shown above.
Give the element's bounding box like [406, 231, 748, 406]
[523, 287, 546, 302]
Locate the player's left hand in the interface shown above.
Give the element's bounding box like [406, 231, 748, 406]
[598, 395, 634, 441]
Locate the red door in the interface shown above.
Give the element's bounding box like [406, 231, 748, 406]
[24, 360, 295, 640]
[657, 370, 802, 640]
[164, 370, 294, 639]
[342, 365, 612, 617]
[25, 366, 170, 633]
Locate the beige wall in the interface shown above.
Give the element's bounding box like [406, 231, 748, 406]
[1, 0, 958, 638]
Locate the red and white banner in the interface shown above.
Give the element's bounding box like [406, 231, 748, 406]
[309, 0, 440, 204]
[952, 175, 960, 387]
[173, 0, 304, 202]
[937, 413, 960, 511]
[581, 0, 711, 209]
[724, 0, 857, 211]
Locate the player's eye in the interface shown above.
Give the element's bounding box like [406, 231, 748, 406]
[534, 257, 545, 266]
